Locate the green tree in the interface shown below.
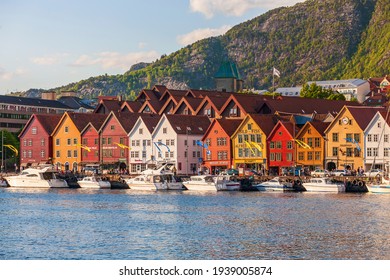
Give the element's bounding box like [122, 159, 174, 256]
[300, 83, 337, 99]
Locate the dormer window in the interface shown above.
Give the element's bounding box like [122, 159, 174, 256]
[229, 107, 237, 116]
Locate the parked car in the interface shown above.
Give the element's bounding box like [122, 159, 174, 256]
[363, 169, 384, 178]
[311, 169, 330, 177]
[223, 168, 239, 176]
[331, 169, 347, 176]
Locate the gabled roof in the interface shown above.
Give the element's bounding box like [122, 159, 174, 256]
[347, 106, 386, 131]
[138, 99, 163, 114]
[250, 114, 280, 137]
[80, 114, 109, 135]
[154, 114, 210, 136]
[171, 97, 203, 115]
[93, 99, 123, 113]
[19, 114, 62, 138]
[267, 120, 297, 140]
[219, 94, 267, 116]
[159, 89, 187, 103]
[296, 121, 329, 139]
[195, 95, 230, 115]
[51, 112, 99, 136]
[214, 61, 241, 80]
[152, 85, 167, 94]
[139, 114, 161, 134]
[120, 100, 143, 113]
[201, 118, 241, 141]
[135, 89, 162, 102]
[189, 89, 232, 98]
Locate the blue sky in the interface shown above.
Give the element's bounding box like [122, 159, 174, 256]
[0, 0, 304, 94]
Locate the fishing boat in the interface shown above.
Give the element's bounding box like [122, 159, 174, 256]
[4, 166, 68, 188]
[302, 177, 345, 193]
[252, 177, 294, 191]
[77, 176, 111, 189]
[125, 162, 186, 191]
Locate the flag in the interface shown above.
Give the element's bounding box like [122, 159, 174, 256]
[114, 142, 130, 149]
[273, 67, 280, 77]
[245, 141, 256, 155]
[250, 141, 262, 152]
[156, 141, 171, 153]
[77, 144, 91, 152]
[153, 142, 163, 157]
[195, 140, 204, 147]
[293, 139, 311, 149]
[344, 138, 361, 151]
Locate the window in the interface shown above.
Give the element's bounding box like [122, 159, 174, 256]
[332, 147, 338, 156]
[184, 151, 187, 158]
[238, 134, 243, 143]
[373, 147, 378, 157]
[256, 134, 262, 143]
[205, 138, 211, 147]
[102, 138, 106, 145]
[332, 133, 339, 142]
[95, 139, 98, 145]
[67, 139, 71, 145]
[107, 138, 112, 144]
[139, 128, 143, 134]
[384, 135, 389, 143]
[287, 141, 293, 149]
[307, 138, 313, 147]
[314, 138, 321, 148]
[276, 141, 282, 149]
[166, 139, 170, 146]
[73, 138, 77, 145]
[170, 139, 174, 146]
[163, 127, 167, 134]
[247, 123, 252, 130]
[32, 127, 37, 135]
[192, 151, 196, 157]
[354, 134, 360, 143]
[238, 148, 243, 158]
[373, 134, 378, 142]
[378, 122, 381, 128]
[28, 140, 32, 146]
[65, 126, 69, 133]
[74, 150, 78, 157]
[346, 148, 352, 157]
[110, 125, 115, 130]
[270, 153, 275, 161]
[354, 148, 360, 157]
[315, 151, 321, 160]
[40, 150, 45, 158]
[368, 134, 372, 142]
[56, 151, 60, 158]
[41, 139, 45, 146]
[367, 148, 372, 157]
[136, 140, 140, 146]
[67, 150, 72, 158]
[229, 107, 237, 116]
[307, 152, 313, 160]
[298, 152, 304, 161]
[385, 148, 389, 157]
[142, 151, 146, 158]
[286, 153, 292, 161]
[270, 142, 275, 149]
[275, 153, 282, 161]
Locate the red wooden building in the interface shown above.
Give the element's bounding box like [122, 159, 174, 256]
[201, 118, 241, 174]
[267, 120, 297, 176]
[18, 114, 62, 169]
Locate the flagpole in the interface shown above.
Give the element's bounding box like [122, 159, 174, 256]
[272, 68, 275, 99]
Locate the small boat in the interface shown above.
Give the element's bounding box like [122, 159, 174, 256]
[214, 175, 240, 191]
[0, 178, 8, 187]
[253, 177, 294, 191]
[125, 162, 186, 191]
[4, 166, 68, 188]
[367, 178, 390, 194]
[77, 176, 111, 189]
[302, 177, 345, 193]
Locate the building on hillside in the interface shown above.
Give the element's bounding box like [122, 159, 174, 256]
[231, 114, 279, 174]
[151, 114, 210, 175]
[295, 121, 329, 171]
[275, 87, 302, 97]
[214, 61, 243, 92]
[324, 106, 385, 171]
[201, 118, 241, 174]
[307, 79, 370, 103]
[368, 75, 390, 94]
[18, 114, 62, 169]
[127, 114, 161, 174]
[57, 96, 95, 113]
[0, 95, 70, 133]
[364, 110, 390, 173]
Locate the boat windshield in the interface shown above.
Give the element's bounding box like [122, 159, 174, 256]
[42, 172, 57, 180]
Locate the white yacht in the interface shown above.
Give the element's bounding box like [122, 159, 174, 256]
[367, 178, 390, 194]
[125, 162, 186, 191]
[253, 177, 294, 191]
[183, 174, 240, 191]
[302, 177, 345, 193]
[77, 176, 111, 189]
[4, 167, 68, 188]
[182, 175, 217, 191]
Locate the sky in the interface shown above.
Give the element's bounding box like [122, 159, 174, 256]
[0, 0, 304, 94]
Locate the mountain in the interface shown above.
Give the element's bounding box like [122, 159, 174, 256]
[21, 0, 389, 99]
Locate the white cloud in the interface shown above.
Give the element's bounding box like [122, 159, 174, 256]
[0, 67, 26, 80]
[71, 51, 160, 71]
[31, 53, 69, 65]
[177, 25, 231, 46]
[189, 0, 305, 18]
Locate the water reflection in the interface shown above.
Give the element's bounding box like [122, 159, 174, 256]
[1, 188, 390, 259]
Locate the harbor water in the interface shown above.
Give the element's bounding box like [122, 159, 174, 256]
[1, 188, 390, 260]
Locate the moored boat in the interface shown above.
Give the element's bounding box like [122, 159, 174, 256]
[252, 177, 294, 191]
[302, 177, 345, 193]
[182, 175, 217, 191]
[77, 176, 111, 189]
[367, 178, 390, 194]
[214, 175, 240, 191]
[4, 166, 68, 188]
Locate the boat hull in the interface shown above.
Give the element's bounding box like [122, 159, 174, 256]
[302, 183, 345, 193]
[4, 178, 68, 188]
[78, 182, 111, 189]
[368, 185, 390, 193]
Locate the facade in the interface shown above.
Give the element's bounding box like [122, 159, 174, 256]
[127, 114, 161, 174]
[295, 121, 329, 170]
[364, 111, 390, 173]
[151, 114, 210, 175]
[51, 112, 95, 171]
[201, 118, 241, 174]
[231, 114, 278, 173]
[99, 112, 140, 171]
[18, 114, 62, 168]
[0, 95, 70, 133]
[267, 121, 296, 175]
[324, 106, 383, 171]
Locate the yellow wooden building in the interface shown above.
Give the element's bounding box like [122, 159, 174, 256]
[231, 114, 278, 173]
[295, 121, 330, 170]
[324, 106, 383, 171]
[51, 112, 96, 171]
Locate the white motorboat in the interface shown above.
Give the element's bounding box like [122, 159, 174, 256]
[253, 177, 294, 191]
[125, 162, 186, 191]
[302, 177, 345, 193]
[77, 176, 111, 189]
[183, 175, 240, 191]
[4, 167, 68, 188]
[214, 175, 240, 191]
[182, 175, 217, 191]
[367, 178, 390, 194]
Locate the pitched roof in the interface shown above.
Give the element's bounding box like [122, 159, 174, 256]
[19, 114, 63, 138]
[94, 99, 123, 113]
[347, 106, 386, 130]
[214, 61, 241, 79]
[139, 114, 161, 133]
[67, 112, 100, 131]
[57, 96, 94, 110]
[164, 114, 210, 135]
[215, 118, 242, 137]
[250, 114, 280, 136]
[110, 111, 143, 133]
[0, 95, 70, 109]
[120, 100, 143, 112]
[309, 121, 330, 135]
